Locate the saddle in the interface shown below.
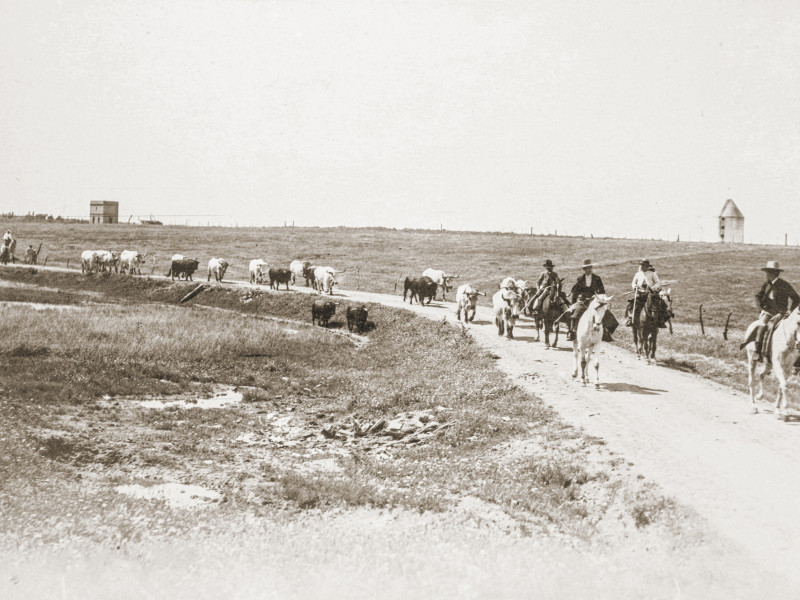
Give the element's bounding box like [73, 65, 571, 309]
[762, 313, 785, 365]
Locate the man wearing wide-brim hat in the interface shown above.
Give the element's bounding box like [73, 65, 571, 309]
[624, 259, 662, 326]
[564, 259, 616, 341]
[536, 259, 559, 289]
[745, 261, 800, 361]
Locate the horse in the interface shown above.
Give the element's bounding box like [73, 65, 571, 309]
[743, 306, 800, 418]
[534, 277, 569, 348]
[0, 238, 15, 265]
[572, 294, 613, 387]
[633, 287, 673, 363]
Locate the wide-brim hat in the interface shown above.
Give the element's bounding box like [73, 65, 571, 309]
[761, 261, 783, 272]
[543, 259, 555, 268]
[581, 259, 595, 268]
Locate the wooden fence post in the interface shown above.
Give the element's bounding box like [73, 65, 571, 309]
[699, 304, 705, 336]
[723, 312, 732, 340]
[66, 258, 69, 269]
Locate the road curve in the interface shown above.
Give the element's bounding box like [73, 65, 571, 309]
[6, 264, 800, 583]
[301, 284, 800, 585]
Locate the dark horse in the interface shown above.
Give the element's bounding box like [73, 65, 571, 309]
[534, 277, 569, 348]
[633, 287, 674, 363]
[0, 238, 14, 265]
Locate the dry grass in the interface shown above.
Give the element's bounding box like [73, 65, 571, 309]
[0, 266, 769, 597]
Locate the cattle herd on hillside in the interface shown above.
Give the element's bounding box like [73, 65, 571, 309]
[76, 250, 547, 346]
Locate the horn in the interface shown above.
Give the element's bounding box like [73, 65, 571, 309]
[478, 291, 486, 296]
[606, 295, 613, 301]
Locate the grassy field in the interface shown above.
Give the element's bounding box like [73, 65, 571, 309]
[6, 221, 800, 398]
[0, 267, 784, 596]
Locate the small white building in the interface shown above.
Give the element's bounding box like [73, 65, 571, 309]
[718, 199, 744, 243]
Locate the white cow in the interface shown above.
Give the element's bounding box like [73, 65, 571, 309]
[171, 254, 186, 262]
[456, 284, 485, 323]
[514, 279, 537, 314]
[80, 250, 100, 274]
[492, 289, 524, 339]
[500, 277, 518, 291]
[422, 268, 459, 301]
[314, 266, 343, 295]
[208, 258, 229, 282]
[290, 260, 315, 286]
[93, 250, 118, 273]
[249, 259, 268, 284]
[119, 250, 145, 275]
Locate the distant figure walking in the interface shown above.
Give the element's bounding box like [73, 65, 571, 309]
[0, 230, 15, 264]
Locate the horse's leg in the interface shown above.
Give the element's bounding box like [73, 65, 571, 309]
[746, 350, 759, 414]
[572, 343, 579, 379]
[580, 348, 588, 386]
[633, 326, 640, 359]
[592, 347, 600, 388]
[756, 361, 769, 401]
[774, 359, 789, 419]
[650, 330, 658, 362]
[553, 317, 559, 348]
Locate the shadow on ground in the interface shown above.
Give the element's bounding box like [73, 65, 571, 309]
[599, 382, 666, 395]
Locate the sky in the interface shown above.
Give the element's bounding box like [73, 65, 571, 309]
[1, 0, 800, 243]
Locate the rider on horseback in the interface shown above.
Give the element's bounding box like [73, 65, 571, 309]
[740, 261, 800, 362]
[625, 259, 661, 327]
[563, 259, 606, 341]
[531, 259, 559, 312]
[2, 230, 12, 246]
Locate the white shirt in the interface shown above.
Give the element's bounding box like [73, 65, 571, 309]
[2, 232, 11, 242]
[769, 277, 780, 299]
[631, 269, 661, 291]
[584, 274, 592, 287]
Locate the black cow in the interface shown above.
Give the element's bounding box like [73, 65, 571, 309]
[312, 300, 336, 327]
[167, 259, 200, 281]
[346, 305, 369, 333]
[269, 268, 292, 290]
[403, 276, 437, 305]
[304, 264, 316, 287]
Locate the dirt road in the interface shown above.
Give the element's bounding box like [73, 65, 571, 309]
[8, 264, 800, 584]
[298, 284, 800, 585]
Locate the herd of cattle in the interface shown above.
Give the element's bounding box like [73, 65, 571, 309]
[404, 270, 533, 339]
[80, 251, 345, 294]
[78, 250, 530, 339]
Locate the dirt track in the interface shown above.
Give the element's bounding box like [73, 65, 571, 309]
[8, 264, 800, 584]
[300, 284, 800, 585]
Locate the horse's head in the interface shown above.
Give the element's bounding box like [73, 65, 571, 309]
[659, 287, 674, 320]
[590, 294, 613, 328]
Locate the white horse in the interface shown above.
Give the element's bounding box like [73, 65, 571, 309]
[572, 294, 613, 387]
[744, 307, 800, 417]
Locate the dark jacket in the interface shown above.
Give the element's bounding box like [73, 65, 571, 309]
[756, 277, 800, 315]
[537, 270, 559, 289]
[571, 273, 605, 303]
